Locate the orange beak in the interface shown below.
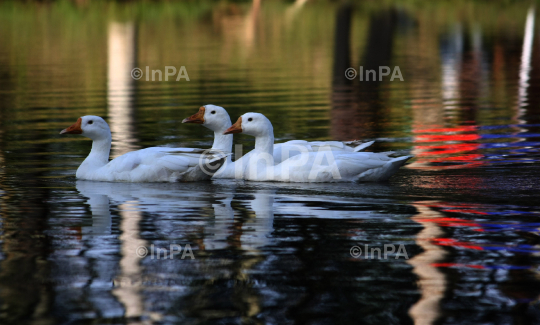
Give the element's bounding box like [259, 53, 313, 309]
[60, 117, 83, 134]
[182, 106, 205, 124]
[224, 117, 243, 134]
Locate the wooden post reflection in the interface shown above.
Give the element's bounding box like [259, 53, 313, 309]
[408, 202, 448, 325]
[285, 0, 309, 22]
[331, 7, 398, 140]
[108, 21, 152, 322]
[244, 0, 260, 51]
[112, 202, 150, 322]
[516, 6, 535, 123]
[213, 0, 260, 59]
[108, 22, 139, 158]
[409, 21, 487, 170]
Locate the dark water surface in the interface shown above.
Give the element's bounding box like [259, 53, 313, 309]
[2, 1, 540, 324]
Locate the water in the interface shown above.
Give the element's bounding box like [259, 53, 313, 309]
[1, 1, 540, 324]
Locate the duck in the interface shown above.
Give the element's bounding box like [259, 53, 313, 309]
[222, 113, 412, 182]
[182, 104, 374, 178]
[60, 116, 228, 182]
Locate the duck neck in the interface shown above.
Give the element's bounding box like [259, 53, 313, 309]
[212, 131, 233, 153]
[211, 123, 233, 163]
[254, 132, 274, 157]
[81, 135, 112, 170]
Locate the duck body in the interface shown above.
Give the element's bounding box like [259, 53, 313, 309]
[244, 150, 411, 182]
[223, 113, 412, 183]
[77, 147, 224, 182]
[182, 105, 374, 179]
[272, 139, 374, 163]
[61, 116, 227, 182]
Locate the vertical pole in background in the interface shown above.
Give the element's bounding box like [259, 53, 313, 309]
[107, 22, 138, 159]
[108, 22, 152, 321]
[517, 7, 535, 122]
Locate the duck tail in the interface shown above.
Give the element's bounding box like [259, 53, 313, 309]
[353, 155, 412, 182]
[379, 155, 413, 181]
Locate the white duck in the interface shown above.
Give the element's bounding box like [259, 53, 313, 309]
[60, 116, 228, 182]
[182, 105, 374, 178]
[223, 113, 412, 182]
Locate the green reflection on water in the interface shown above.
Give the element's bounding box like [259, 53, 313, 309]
[0, 0, 533, 151]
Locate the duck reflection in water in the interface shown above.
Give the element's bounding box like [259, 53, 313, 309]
[74, 179, 425, 323]
[74, 180, 278, 321]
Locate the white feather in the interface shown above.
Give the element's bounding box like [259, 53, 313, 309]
[62, 116, 229, 182]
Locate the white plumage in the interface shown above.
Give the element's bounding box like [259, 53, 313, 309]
[60, 116, 227, 182]
[182, 104, 374, 179]
[223, 112, 412, 183]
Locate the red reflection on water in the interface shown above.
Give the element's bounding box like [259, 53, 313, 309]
[412, 202, 540, 265]
[412, 201, 486, 247]
[410, 125, 486, 169]
[415, 217, 483, 230]
[415, 133, 480, 142]
[415, 201, 489, 231]
[411, 202, 490, 273]
[415, 143, 480, 157]
[431, 238, 483, 250]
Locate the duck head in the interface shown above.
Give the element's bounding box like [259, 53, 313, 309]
[182, 104, 231, 132]
[60, 115, 111, 140]
[224, 112, 273, 137]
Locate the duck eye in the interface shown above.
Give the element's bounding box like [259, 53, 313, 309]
[211, 111, 216, 114]
[88, 120, 93, 125]
[248, 118, 253, 122]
